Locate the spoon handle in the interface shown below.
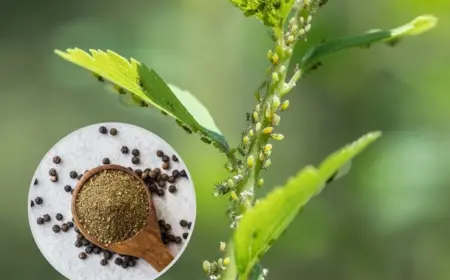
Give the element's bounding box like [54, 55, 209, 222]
[141, 240, 175, 272]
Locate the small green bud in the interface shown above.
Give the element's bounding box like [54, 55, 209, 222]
[272, 72, 279, 83]
[203, 260, 211, 272]
[263, 159, 272, 169]
[249, 129, 254, 137]
[271, 133, 285, 140]
[272, 53, 279, 64]
[231, 191, 238, 201]
[265, 150, 272, 157]
[272, 114, 281, 126]
[291, 24, 299, 33]
[287, 35, 295, 44]
[307, 15, 313, 23]
[267, 50, 273, 61]
[218, 258, 223, 266]
[281, 100, 290, 111]
[257, 178, 264, 187]
[279, 65, 286, 73]
[305, 24, 311, 32]
[272, 96, 281, 110]
[298, 28, 306, 36]
[223, 257, 230, 266]
[220, 242, 226, 252]
[243, 135, 250, 145]
[227, 178, 234, 187]
[255, 104, 261, 112]
[264, 144, 272, 153]
[213, 192, 219, 197]
[259, 152, 265, 161]
[247, 155, 255, 168]
[253, 111, 259, 121]
[265, 106, 272, 120]
[286, 48, 293, 56]
[255, 122, 262, 132]
[262, 127, 274, 134]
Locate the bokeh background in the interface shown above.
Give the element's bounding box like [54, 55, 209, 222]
[1, 0, 449, 279]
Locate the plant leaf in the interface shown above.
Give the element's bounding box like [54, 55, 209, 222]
[300, 15, 437, 69]
[228, 0, 295, 27]
[54, 48, 230, 154]
[233, 131, 382, 277]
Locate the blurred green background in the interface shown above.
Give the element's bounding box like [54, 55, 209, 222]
[1, 0, 449, 279]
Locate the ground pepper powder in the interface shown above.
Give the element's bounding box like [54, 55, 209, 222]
[75, 170, 149, 244]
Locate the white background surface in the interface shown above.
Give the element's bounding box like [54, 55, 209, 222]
[28, 123, 196, 280]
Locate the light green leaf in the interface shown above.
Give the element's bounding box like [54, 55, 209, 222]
[300, 15, 437, 69]
[54, 48, 230, 154]
[228, 0, 295, 27]
[233, 131, 382, 278]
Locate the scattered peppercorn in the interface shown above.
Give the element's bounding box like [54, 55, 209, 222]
[56, 213, 63, 221]
[162, 162, 169, 170]
[168, 234, 176, 242]
[50, 175, 58, 182]
[64, 185, 72, 192]
[169, 185, 177, 193]
[77, 233, 84, 240]
[121, 146, 129, 154]
[43, 214, 51, 222]
[85, 246, 93, 254]
[180, 220, 188, 227]
[78, 252, 87, 260]
[180, 170, 187, 178]
[35, 197, 43, 205]
[164, 224, 172, 231]
[172, 155, 179, 162]
[110, 128, 118, 136]
[77, 174, 83, 180]
[188, 222, 192, 229]
[75, 240, 82, 247]
[132, 149, 140, 156]
[161, 174, 169, 181]
[121, 262, 129, 269]
[131, 156, 140, 164]
[102, 158, 110, 164]
[37, 218, 44, 225]
[114, 258, 123, 265]
[53, 156, 61, 164]
[99, 126, 108, 134]
[103, 251, 112, 260]
[128, 260, 136, 267]
[30, 200, 34, 207]
[74, 227, 80, 233]
[52, 225, 61, 233]
[149, 184, 158, 193]
[175, 236, 182, 244]
[135, 169, 142, 177]
[157, 188, 165, 196]
[92, 247, 100, 254]
[127, 167, 133, 171]
[168, 176, 175, 183]
[156, 150, 164, 157]
[172, 170, 180, 178]
[162, 238, 169, 245]
[61, 223, 69, 232]
[67, 221, 74, 228]
[49, 168, 57, 176]
[69, 171, 78, 179]
[34, 179, 38, 185]
[182, 232, 189, 239]
[158, 220, 165, 227]
[100, 259, 108, 266]
[81, 239, 90, 246]
[162, 155, 170, 163]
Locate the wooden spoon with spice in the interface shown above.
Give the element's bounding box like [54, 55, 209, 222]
[72, 164, 174, 272]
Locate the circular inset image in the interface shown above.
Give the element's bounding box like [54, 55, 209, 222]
[28, 123, 196, 280]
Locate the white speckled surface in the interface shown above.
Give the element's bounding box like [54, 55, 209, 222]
[28, 123, 196, 280]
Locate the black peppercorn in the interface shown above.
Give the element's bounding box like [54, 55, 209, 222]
[154, 168, 161, 174]
[35, 197, 43, 205]
[158, 219, 166, 227]
[61, 223, 69, 232]
[158, 181, 166, 188]
[157, 188, 165, 196]
[53, 156, 61, 164]
[188, 222, 192, 229]
[128, 260, 136, 267]
[169, 185, 177, 193]
[103, 251, 112, 260]
[74, 227, 80, 233]
[75, 240, 82, 247]
[69, 171, 78, 179]
[164, 224, 172, 231]
[100, 259, 108, 266]
[85, 246, 93, 254]
[175, 236, 182, 244]
[102, 157, 110, 164]
[77, 233, 84, 240]
[135, 169, 142, 177]
[127, 167, 133, 171]
[50, 175, 58, 182]
[168, 234, 176, 242]
[168, 176, 175, 183]
[141, 171, 149, 181]
[121, 262, 128, 269]
[162, 155, 170, 163]
[172, 155, 179, 162]
[162, 238, 169, 245]
[37, 217, 44, 225]
[78, 252, 87, 260]
[114, 258, 123, 265]
[161, 174, 168, 181]
[156, 150, 164, 157]
[180, 220, 188, 227]
[131, 156, 140, 164]
[162, 162, 169, 170]
[172, 170, 180, 178]
[180, 170, 187, 177]
[64, 185, 72, 192]
[132, 149, 140, 156]
[30, 200, 34, 207]
[81, 239, 90, 246]
[99, 126, 108, 134]
[110, 128, 118, 136]
[56, 213, 63, 221]
[121, 146, 129, 154]
[149, 184, 158, 193]
[77, 174, 83, 180]
[123, 256, 132, 262]
[34, 178, 38, 185]
[93, 247, 101, 254]
[49, 168, 57, 176]
[67, 221, 74, 228]
[43, 214, 51, 222]
[182, 232, 189, 239]
[52, 225, 61, 233]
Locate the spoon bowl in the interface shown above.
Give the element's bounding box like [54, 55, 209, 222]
[71, 164, 174, 272]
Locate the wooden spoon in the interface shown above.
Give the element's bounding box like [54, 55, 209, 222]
[71, 164, 174, 272]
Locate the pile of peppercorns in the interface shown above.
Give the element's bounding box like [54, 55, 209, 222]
[30, 125, 194, 270]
